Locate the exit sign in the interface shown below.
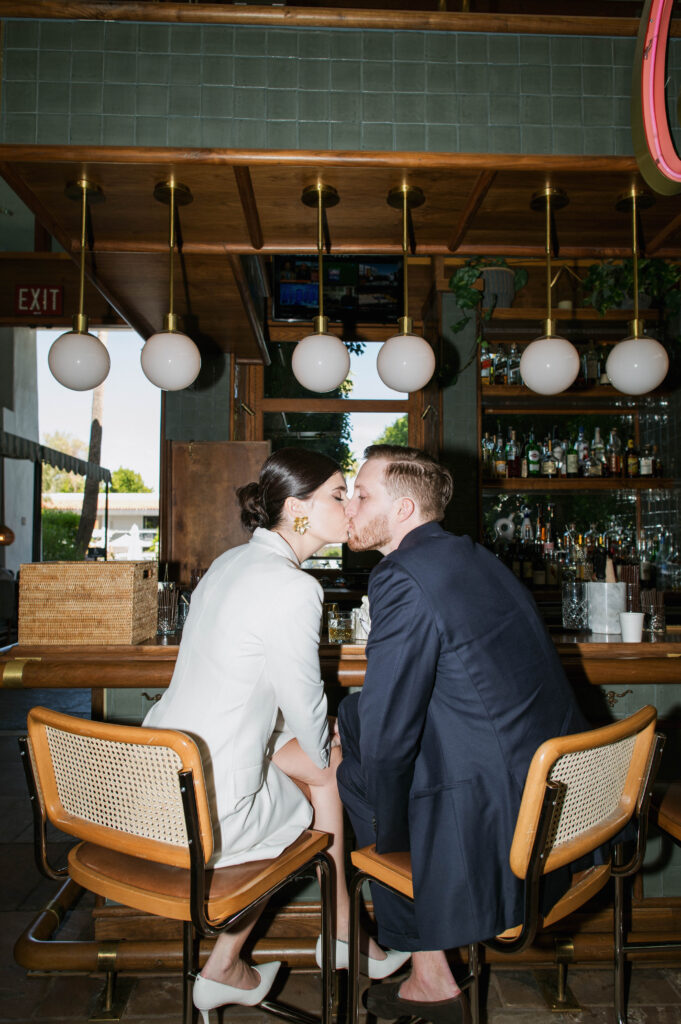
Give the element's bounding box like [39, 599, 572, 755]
[15, 285, 64, 316]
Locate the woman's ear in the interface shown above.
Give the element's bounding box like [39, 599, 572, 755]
[282, 495, 306, 523]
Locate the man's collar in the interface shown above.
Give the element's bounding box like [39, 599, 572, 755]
[396, 520, 445, 552]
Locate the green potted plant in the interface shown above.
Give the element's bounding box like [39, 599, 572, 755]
[582, 257, 681, 318]
[448, 257, 528, 334]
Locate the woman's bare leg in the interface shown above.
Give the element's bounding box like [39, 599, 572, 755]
[200, 905, 265, 987]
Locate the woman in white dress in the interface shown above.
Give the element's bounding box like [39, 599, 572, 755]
[144, 449, 408, 1023]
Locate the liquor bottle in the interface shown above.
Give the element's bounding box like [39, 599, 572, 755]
[575, 426, 589, 474]
[481, 431, 492, 477]
[566, 432, 580, 478]
[532, 542, 547, 587]
[590, 426, 607, 476]
[583, 341, 600, 386]
[606, 427, 623, 477]
[525, 429, 541, 477]
[624, 438, 639, 478]
[519, 506, 534, 543]
[493, 345, 508, 386]
[653, 445, 663, 478]
[480, 341, 491, 382]
[639, 443, 654, 477]
[505, 429, 521, 478]
[551, 426, 565, 477]
[493, 433, 507, 478]
[541, 439, 558, 478]
[507, 343, 521, 386]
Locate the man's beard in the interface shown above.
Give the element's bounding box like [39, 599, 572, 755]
[347, 513, 391, 551]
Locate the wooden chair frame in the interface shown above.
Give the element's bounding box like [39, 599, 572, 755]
[346, 706, 663, 1024]
[19, 707, 333, 1024]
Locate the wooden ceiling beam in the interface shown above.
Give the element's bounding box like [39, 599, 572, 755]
[647, 213, 681, 256]
[448, 169, 496, 253]
[228, 254, 271, 366]
[233, 167, 264, 252]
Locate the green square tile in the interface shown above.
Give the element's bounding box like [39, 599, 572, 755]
[139, 24, 170, 53]
[202, 26, 234, 55]
[168, 117, 202, 146]
[38, 21, 73, 50]
[490, 94, 519, 126]
[331, 121, 361, 149]
[267, 89, 297, 120]
[459, 94, 488, 125]
[488, 65, 519, 94]
[136, 117, 170, 146]
[234, 87, 266, 119]
[395, 123, 426, 150]
[519, 36, 550, 64]
[583, 126, 614, 154]
[613, 97, 631, 127]
[70, 51, 104, 83]
[395, 93, 426, 123]
[426, 123, 458, 152]
[170, 26, 203, 54]
[459, 33, 487, 63]
[459, 125, 489, 151]
[5, 20, 39, 47]
[551, 65, 582, 96]
[266, 31, 298, 58]
[426, 34, 454, 62]
[489, 35, 518, 63]
[520, 64, 550, 94]
[266, 57, 298, 89]
[551, 37, 582, 65]
[36, 113, 70, 143]
[488, 125, 520, 152]
[329, 91, 360, 122]
[586, 95, 614, 126]
[235, 117, 268, 147]
[361, 122, 393, 149]
[552, 126, 582, 154]
[362, 62, 393, 92]
[234, 57, 266, 87]
[233, 27, 267, 57]
[298, 90, 329, 121]
[102, 84, 135, 115]
[331, 31, 362, 59]
[138, 54, 170, 85]
[426, 92, 459, 125]
[103, 52, 138, 84]
[202, 86, 234, 118]
[396, 61, 426, 92]
[461, 64, 489, 96]
[203, 56, 234, 87]
[362, 32, 393, 61]
[71, 21, 105, 50]
[3, 113, 36, 142]
[69, 114, 102, 144]
[4, 82, 37, 113]
[583, 38, 612, 66]
[521, 125, 552, 153]
[426, 62, 456, 94]
[171, 58, 202, 86]
[37, 51, 70, 82]
[331, 61, 362, 91]
[395, 32, 425, 62]
[298, 121, 329, 148]
[70, 82, 104, 115]
[104, 23, 138, 51]
[299, 31, 331, 59]
[583, 66, 613, 96]
[299, 59, 330, 90]
[613, 67, 632, 97]
[137, 85, 169, 117]
[362, 93, 394, 123]
[266, 121, 299, 148]
[168, 85, 201, 117]
[552, 95, 582, 126]
[200, 118, 233, 148]
[613, 38, 636, 66]
[520, 94, 550, 125]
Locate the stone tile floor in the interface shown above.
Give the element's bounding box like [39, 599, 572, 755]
[2, 692, 681, 1022]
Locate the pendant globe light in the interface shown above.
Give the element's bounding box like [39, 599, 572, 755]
[520, 186, 580, 395]
[48, 179, 110, 391]
[140, 181, 201, 391]
[377, 185, 435, 393]
[291, 183, 350, 393]
[605, 188, 669, 395]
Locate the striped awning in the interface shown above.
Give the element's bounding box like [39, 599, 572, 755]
[0, 430, 111, 484]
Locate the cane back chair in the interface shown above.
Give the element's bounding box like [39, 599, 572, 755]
[19, 706, 333, 1024]
[347, 705, 663, 1024]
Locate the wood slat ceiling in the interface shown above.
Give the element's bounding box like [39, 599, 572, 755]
[2, 146, 681, 362]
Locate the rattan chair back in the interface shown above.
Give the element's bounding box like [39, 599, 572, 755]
[510, 704, 657, 880]
[26, 706, 214, 869]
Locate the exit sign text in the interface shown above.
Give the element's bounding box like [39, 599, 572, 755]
[15, 285, 64, 316]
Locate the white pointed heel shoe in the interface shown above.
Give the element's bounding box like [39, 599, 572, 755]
[314, 936, 410, 980]
[192, 961, 281, 1024]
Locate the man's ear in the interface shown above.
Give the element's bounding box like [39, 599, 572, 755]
[395, 497, 416, 522]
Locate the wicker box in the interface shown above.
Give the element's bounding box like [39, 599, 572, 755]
[18, 561, 158, 645]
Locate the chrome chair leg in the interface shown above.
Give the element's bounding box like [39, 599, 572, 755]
[348, 870, 365, 1024]
[182, 921, 195, 1024]
[465, 943, 480, 1024]
[614, 872, 627, 1024]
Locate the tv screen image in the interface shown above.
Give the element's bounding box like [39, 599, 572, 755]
[272, 255, 402, 324]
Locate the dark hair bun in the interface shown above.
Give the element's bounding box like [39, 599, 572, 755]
[236, 481, 270, 532]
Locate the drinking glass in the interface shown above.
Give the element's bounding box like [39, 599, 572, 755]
[562, 580, 589, 631]
[157, 581, 179, 635]
[328, 611, 354, 644]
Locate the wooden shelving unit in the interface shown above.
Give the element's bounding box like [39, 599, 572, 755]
[482, 477, 676, 492]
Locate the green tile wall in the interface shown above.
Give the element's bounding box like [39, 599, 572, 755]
[3, 19, 681, 154]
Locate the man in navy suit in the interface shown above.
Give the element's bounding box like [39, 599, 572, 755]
[337, 445, 589, 1022]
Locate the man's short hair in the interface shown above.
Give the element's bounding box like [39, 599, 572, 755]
[363, 445, 453, 521]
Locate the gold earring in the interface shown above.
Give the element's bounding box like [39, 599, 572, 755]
[293, 515, 310, 535]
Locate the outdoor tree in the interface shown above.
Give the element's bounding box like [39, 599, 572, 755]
[76, 374, 105, 558]
[373, 414, 408, 447]
[110, 467, 152, 493]
[41, 431, 87, 492]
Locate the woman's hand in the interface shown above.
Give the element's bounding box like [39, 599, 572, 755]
[328, 715, 342, 750]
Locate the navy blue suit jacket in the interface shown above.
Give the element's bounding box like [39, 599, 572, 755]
[349, 521, 589, 948]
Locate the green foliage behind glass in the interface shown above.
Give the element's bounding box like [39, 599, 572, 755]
[41, 509, 82, 561]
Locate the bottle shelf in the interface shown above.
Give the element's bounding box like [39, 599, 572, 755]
[482, 307, 659, 321]
[480, 383, 652, 413]
[482, 477, 676, 492]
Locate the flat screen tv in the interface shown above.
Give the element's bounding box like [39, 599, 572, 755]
[272, 254, 402, 324]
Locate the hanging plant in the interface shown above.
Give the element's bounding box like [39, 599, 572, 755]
[448, 257, 528, 334]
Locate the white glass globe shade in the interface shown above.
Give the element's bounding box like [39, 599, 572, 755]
[376, 333, 436, 393]
[519, 334, 580, 395]
[48, 330, 110, 391]
[291, 333, 350, 392]
[605, 336, 669, 395]
[140, 331, 201, 391]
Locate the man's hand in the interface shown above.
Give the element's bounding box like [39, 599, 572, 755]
[328, 715, 342, 750]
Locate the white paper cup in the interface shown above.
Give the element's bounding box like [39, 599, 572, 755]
[619, 611, 644, 643]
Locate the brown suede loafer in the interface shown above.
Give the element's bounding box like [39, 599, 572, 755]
[365, 981, 471, 1024]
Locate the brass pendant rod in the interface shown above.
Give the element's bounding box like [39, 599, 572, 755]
[545, 190, 552, 324]
[317, 184, 324, 323]
[402, 186, 409, 322]
[631, 190, 639, 324]
[168, 181, 176, 322]
[77, 181, 87, 322]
